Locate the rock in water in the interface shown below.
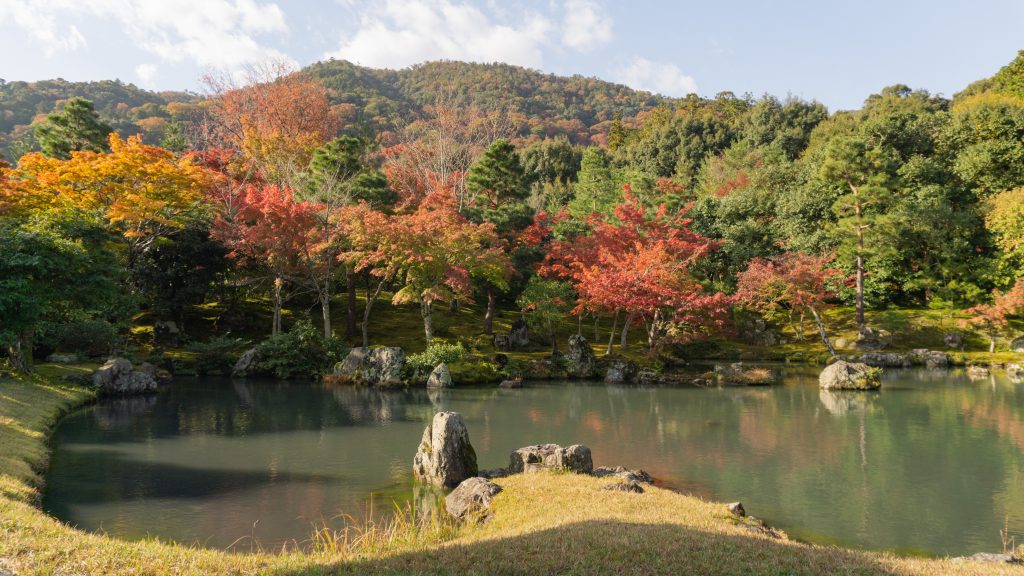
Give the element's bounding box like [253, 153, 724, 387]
[508, 443, 593, 474]
[818, 360, 881, 391]
[426, 363, 452, 388]
[566, 335, 597, 378]
[93, 358, 158, 396]
[413, 412, 478, 488]
[332, 347, 406, 386]
[445, 477, 502, 521]
[232, 347, 260, 377]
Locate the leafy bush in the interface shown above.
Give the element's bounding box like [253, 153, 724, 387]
[186, 334, 247, 375]
[254, 320, 347, 379]
[406, 341, 467, 371]
[37, 319, 120, 358]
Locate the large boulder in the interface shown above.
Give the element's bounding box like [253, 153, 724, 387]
[413, 412, 478, 488]
[508, 443, 593, 474]
[426, 363, 452, 388]
[445, 477, 502, 521]
[713, 362, 780, 386]
[1011, 337, 1024, 353]
[565, 335, 597, 378]
[232, 347, 260, 377]
[819, 360, 881, 391]
[332, 347, 405, 386]
[93, 358, 159, 396]
[509, 320, 529, 349]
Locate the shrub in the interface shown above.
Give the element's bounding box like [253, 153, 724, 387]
[37, 319, 120, 358]
[186, 334, 248, 375]
[407, 341, 467, 371]
[254, 320, 347, 379]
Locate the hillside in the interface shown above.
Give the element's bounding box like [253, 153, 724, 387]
[0, 60, 671, 162]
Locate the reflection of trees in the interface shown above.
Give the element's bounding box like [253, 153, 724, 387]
[92, 395, 158, 429]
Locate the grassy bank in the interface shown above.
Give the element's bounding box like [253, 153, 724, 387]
[2, 367, 1024, 574]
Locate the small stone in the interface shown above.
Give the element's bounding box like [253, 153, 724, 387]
[445, 477, 502, 521]
[499, 379, 523, 388]
[601, 480, 644, 493]
[727, 502, 746, 517]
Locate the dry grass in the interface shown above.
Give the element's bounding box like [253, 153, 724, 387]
[2, 367, 1023, 575]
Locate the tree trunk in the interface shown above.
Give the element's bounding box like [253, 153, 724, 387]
[346, 271, 357, 339]
[809, 306, 837, 358]
[606, 310, 620, 355]
[550, 322, 559, 356]
[593, 315, 599, 341]
[422, 300, 434, 344]
[483, 289, 496, 335]
[990, 336, 996, 353]
[577, 313, 583, 336]
[272, 277, 283, 336]
[321, 293, 332, 340]
[620, 311, 635, 350]
[7, 330, 32, 373]
[361, 278, 387, 348]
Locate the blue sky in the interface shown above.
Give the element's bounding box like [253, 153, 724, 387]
[1, 0, 1021, 111]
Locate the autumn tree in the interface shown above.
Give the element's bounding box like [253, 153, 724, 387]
[986, 187, 1024, 283]
[542, 187, 728, 352]
[962, 278, 1024, 352]
[5, 134, 209, 269]
[35, 97, 113, 159]
[736, 252, 844, 357]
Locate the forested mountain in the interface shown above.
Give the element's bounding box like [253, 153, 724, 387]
[1, 60, 671, 162]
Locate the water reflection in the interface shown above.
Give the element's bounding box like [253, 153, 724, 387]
[43, 369, 1024, 556]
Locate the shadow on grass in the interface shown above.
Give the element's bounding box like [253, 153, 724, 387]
[278, 519, 901, 576]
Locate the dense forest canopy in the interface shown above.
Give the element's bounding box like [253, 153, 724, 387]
[2, 51, 1024, 373]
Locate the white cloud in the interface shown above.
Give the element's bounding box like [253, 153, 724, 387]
[613, 57, 698, 97]
[1, 0, 292, 71]
[135, 62, 157, 87]
[325, 0, 556, 69]
[561, 0, 612, 52]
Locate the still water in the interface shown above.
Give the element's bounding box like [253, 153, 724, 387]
[43, 367, 1024, 556]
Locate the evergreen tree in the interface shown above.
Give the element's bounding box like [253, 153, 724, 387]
[567, 147, 619, 219]
[34, 97, 113, 159]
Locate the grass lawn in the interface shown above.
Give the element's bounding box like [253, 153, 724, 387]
[2, 366, 1024, 574]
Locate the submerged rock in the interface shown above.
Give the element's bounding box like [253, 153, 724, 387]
[819, 360, 881, 391]
[426, 363, 452, 388]
[445, 477, 502, 521]
[565, 335, 598, 378]
[332, 347, 405, 386]
[413, 412, 478, 488]
[508, 443, 593, 474]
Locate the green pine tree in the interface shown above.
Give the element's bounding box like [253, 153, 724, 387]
[34, 97, 113, 159]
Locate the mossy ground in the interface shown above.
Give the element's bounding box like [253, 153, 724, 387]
[2, 368, 1024, 574]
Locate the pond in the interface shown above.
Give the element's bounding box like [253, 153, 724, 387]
[43, 367, 1024, 556]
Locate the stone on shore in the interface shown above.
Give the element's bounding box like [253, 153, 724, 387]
[601, 480, 644, 493]
[604, 358, 638, 383]
[508, 443, 593, 474]
[819, 360, 881, 391]
[413, 412, 478, 488]
[232, 347, 260, 377]
[593, 466, 652, 484]
[426, 363, 452, 388]
[1011, 337, 1024, 353]
[714, 362, 780, 386]
[565, 335, 597, 378]
[45, 352, 78, 364]
[332, 346, 405, 386]
[445, 477, 502, 521]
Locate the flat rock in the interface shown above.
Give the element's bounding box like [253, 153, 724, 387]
[592, 466, 652, 484]
[445, 477, 502, 521]
[601, 480, 644, 493]
[509, 443, 593, 474]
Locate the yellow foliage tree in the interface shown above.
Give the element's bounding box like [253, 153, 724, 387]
[2, 134, 210, 266]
